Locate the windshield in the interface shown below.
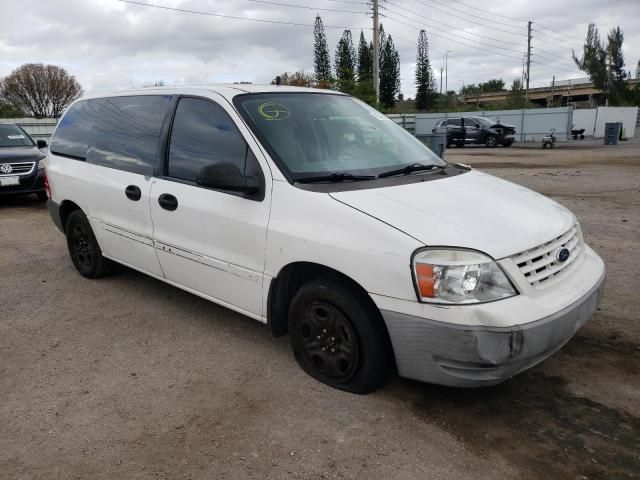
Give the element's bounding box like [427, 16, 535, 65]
[234, 93, 445, 181]
[0, 124, 35, 147]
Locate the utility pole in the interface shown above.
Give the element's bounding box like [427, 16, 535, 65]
[445, 50, 451, 93]
[525, 21, 532, 105]
[440, 53, 444, 95]
[372, 0, 380, 105]
[550, 75, 555, 108]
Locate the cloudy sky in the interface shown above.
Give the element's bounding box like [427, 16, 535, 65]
[1, 0, 639, 98]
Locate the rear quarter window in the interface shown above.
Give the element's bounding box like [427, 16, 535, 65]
[50, 100, 100, 159]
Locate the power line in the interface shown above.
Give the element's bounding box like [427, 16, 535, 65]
[533, 29, 582, 51]
[408, 0, 527, 32]
[384, 0, 525, 47]
[449, 0, 527, 23]
[244, 0, 368, 15]
[381, 6, 525, 57]
[402, 0, 527, 37]
[381, 13, 524, 61]
[117, 0, 370, 29]
[535, 23, 585, 44]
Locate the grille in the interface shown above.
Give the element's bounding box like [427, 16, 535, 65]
[511, 224, 584, 288]
[0, 162, 35, 176]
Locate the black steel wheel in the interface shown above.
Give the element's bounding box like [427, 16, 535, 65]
[297, 301, 359, 382]
[65, 210, 112, 278]
[288, 277, 392, 394]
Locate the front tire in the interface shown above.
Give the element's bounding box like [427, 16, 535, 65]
[65, 210, 112, 278]
[288, 277, 392, 394]
[485, 135, 497, 148]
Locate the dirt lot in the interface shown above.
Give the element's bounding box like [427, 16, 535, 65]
[1, 140, 639, 479]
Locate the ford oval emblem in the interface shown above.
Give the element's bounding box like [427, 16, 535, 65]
[556, 248, 570, 262]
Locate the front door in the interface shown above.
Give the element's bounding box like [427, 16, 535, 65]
[149, 96, 271, 319]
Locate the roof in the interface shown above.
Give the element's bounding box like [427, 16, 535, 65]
[79, 84, 344, 101]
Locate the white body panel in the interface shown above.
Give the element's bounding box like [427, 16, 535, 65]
[149, 177, 270, 318]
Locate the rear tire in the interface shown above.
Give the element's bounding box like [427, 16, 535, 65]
[288, 277, 392, 394]
[65, 210, 113, 278]
[455, 141, 464, 148]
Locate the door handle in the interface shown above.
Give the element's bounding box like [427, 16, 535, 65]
[158, 193, 178, 211]
[125, 185, 142, 201]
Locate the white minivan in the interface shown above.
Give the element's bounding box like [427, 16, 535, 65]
[45, 85, 605, 393]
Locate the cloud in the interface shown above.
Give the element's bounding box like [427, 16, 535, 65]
[1, 0, 638, 97]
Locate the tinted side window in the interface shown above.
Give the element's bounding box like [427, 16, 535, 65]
[448, 118, 462, 127]
[50, 100, 100, 159]
[168, 98, 247, 182]
[87, 95, 170, 175]
[465, 118, 479, 126]
[439, 120, 448, 126]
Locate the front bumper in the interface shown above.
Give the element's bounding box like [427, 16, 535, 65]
[0, 169, 45, 196]
[380, 259, 605, 387]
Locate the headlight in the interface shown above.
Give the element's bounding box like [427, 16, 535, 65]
[412, 248, 517, 304]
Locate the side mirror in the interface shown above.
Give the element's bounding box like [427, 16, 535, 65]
[196, 162, 260, 194]
[37, 139, 48, 149]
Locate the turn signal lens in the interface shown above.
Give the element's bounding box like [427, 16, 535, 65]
[413, 249, 517, 304]
[415, 263, 436, 298]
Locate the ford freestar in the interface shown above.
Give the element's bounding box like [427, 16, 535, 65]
[45, 85, 605, 393]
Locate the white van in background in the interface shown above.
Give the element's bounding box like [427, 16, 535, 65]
[45, 85, 605, 393]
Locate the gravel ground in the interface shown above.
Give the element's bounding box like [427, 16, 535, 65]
[1, 140, 639, 479]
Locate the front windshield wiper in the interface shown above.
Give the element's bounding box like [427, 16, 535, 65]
[377, 163, 445, 179]
[294, 172, 376, 184]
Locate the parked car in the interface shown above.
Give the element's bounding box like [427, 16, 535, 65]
[433, 116, 516, 148]
[45, 86, 605, 393]
[0, 123, 48, 200]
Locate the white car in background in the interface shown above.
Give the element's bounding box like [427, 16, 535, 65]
[44, 85, 605, 393]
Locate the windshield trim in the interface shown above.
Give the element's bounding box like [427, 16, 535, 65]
[0, 124, 36, 148]
[233, 91, 446, 184]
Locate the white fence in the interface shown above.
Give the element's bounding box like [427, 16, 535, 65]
[572, 107, 637, 138]
[0, 117, 58, 140]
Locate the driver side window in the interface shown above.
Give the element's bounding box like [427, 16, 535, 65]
[168, 97, 248, 182]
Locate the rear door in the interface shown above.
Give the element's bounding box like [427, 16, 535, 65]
[149, 95, 271, 318]
[464, 118, 482, 144]
[84, 95, 171, 277]
[447, 118, 464, 144]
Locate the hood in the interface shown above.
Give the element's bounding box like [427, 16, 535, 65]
[490, 122, 516, 131]
[330, 170, 575, 259]
[0, 146, 45, 162]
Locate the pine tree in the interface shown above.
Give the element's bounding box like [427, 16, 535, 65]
[573, 24, 607, 103]
[335, 30, 356, 93]
[506, 78, 525, 107]
[379, 34, 400, 108]
[414, 30, 436, 111]
[607, 26, 628, 105]
[357, 31, 372, 82]
[313, 15, 332, 87]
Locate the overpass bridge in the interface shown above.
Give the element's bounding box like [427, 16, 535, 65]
[462, 78, 639, 107]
